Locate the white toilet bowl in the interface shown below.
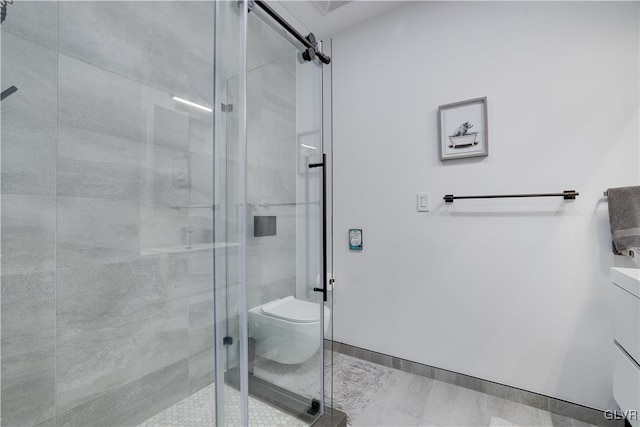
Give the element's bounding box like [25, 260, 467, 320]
[249, 296, 330, 364]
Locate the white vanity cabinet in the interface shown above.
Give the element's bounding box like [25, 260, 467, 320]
[612, 267, 640, 427]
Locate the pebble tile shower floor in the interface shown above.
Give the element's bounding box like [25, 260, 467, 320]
[138, 352, 602, 427]
[137, 384, 306, 427]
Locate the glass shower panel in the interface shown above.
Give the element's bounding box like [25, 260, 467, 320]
[213, 2, 329, 423]
[214, 0, 249, 425]
[243, 7, 326, 423]
[1, 0, 328, 425]
[1, 2, 217, 426]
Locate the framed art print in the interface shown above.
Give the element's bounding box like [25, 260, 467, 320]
[438, 97, 488, 161]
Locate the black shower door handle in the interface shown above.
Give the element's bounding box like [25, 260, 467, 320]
[308, 153, 327, 302]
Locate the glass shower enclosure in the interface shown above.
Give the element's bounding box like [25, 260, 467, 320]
[214, 1, 332, 425]
[0, 0, 333, 426]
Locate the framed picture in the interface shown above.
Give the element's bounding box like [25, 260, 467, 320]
[438, 97, 488, 160]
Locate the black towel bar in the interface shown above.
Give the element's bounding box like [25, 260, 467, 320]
[443, 190, 579, 203]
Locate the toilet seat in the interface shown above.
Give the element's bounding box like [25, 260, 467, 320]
[261, 296, 329, 323]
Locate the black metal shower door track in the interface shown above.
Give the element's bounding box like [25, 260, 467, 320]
[250, 0, 331, 65]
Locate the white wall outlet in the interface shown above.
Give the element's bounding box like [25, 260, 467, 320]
[417, 192, 430, 212]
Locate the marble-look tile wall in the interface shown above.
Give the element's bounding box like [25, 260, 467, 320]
[1, 2, 216, 426]
[1, 3, 59, 425]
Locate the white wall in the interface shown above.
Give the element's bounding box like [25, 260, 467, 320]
[331, 1, 639, 410]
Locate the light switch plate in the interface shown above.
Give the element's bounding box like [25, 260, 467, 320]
[417, 192, 430, 212]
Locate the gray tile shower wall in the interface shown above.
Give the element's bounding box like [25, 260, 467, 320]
[0, 34, 57, 123]
[0, 0, 57, 50]
[56, 197, 142, 269]
[55, 360, 189, 427]
[188, 299, 215, 394]
[1, 195, 56, 276]
[1, 7, 59, 426]
[1, 345, 56, 427]
[57, 1, 214, 106]
[1, 113, 56, 197]
[1, 2, 216, 426]
[56, 308, 189, 413]
[1, 272, 56, 356]
[57, 126, 143, 200]
[55, 260, 170, 340]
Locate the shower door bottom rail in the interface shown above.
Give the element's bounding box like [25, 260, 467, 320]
[224, 367, 318, 422]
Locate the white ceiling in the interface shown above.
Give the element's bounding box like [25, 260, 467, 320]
[279, 0, 410, 40]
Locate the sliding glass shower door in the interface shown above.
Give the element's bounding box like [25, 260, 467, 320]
[214, 1, 330, 425]
[244, 13, 326, 410]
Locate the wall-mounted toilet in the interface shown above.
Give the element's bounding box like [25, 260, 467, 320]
[249, 296, 330, 364]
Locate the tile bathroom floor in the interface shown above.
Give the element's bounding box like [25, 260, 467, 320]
[328, 352, 600, 427]
[138, 351, 600, 427]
